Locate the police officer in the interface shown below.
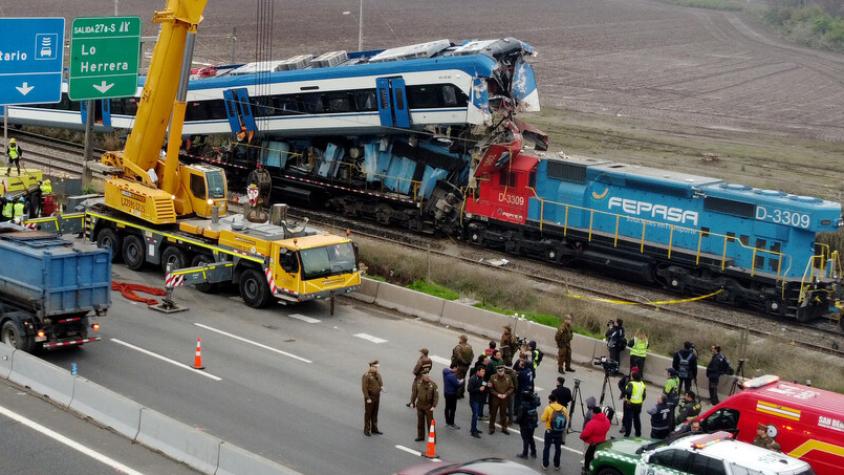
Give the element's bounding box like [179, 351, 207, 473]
[408, 348, 433, 407]
[622, 368, 646, 437]
[706, 345, 733, 404]
[663, 368, 681, 414]
[676, 390, 702, 426]
[500, 325, 516, 366]
[6, 138, 22, 176]
[362, 360, 384, 437]
[648, 394, 674, 440]
[451, 335, 474, 380]
[673, 341, 698, 394]
[413, 374, 438, 442]
[555, 314, 575, 373]
[488, 365, 514, 434]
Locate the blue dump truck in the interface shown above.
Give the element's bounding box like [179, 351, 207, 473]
[0, 226, 110, 351]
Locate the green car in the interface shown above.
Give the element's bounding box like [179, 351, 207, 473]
[588, 432, 814, 475]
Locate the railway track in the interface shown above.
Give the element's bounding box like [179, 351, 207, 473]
[8, 129, 843, 357]
[289, 206, 844, 358]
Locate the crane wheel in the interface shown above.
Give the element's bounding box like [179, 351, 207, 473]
[239, 268, 272, 308]
[121, 234, 145, 271]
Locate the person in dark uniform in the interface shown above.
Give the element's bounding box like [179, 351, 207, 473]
[672, 341, 698, 394]
[500, 325, 517, 366]
[362, 360, 384, 436]
[414, 374, 438, 442]
[555, 314, 575, 373]
[408, 348, 433, 407]
[605, 319, 625, 372]
[706, 345, 733, 404]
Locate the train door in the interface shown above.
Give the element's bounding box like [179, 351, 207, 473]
[223, 88, 258, 138]
[80, 100, 112, 127]
[375, 77, 411, 129]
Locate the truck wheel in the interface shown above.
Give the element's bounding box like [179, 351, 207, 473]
[96, 228, 122, 263]
[161, 246, 187, 273]
[191, 254, 218, 293]
[2, 321, 33, 352]
[239, 268, 272, 308]
[121, 234, 145, 270]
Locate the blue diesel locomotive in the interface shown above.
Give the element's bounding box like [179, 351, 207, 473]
[465, 145, 842, 321]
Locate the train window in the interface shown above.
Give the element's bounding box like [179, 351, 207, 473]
[394, 89, 405, 110]
[185, 101, 207, 121]
[124, 98, 139, 116]
[110, 99, 124, 115]
[324, 92, 352, 113]
[274, 95, 300, 115]
[205, 100, 227, 120]
[529, 171, 536, 189]
[769, 242, 781, 271]
[726, 232, 736, 242]
[704, 197, 755, 218]
[499, 171, 516, 187]
[546, 161, 586, 183]
[739, 235, 749, 246]
[253, 96, 274, 117]
[700, 227, 710, 238]
[442, 85, 458, 106]
[300, 93, 322, 114]
[353, 90, 377, 111]
[755, 239, 766, 269]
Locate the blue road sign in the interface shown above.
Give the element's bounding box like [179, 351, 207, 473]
[0, 18, 65, 106]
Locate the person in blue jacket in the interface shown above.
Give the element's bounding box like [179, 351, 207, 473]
[443, 363, 464, 429]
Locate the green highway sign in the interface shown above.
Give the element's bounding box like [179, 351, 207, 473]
[69, 16, 141, 101]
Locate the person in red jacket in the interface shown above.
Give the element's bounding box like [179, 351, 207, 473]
[580, 406, 611, 474]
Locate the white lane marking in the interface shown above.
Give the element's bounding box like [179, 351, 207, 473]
[0, 403, 146, 475]
[287, 313, 320, 324]
[194, 323, 312, 364]
[354, 333, 387, 344]
[494, 423, 583, 454]
[431, 355, 451, 366]
[394, 444, 441, 462]
[110, 338, 222, 382]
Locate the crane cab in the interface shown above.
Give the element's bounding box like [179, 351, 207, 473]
[178, 164, 228, 219]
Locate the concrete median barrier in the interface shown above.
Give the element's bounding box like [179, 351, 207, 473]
[0, 343, 14, 379]
[351, 278, 379, 303]
[374, 281, 444, 323]
[216, 442, 303, 475]
[136, 407, 222, 474]
[69, 377, 142, 440]
[9, 349, 74, 407]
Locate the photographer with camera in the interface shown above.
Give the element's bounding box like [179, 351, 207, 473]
[605, 319, 626, 373]
[672, 341, 698, 394]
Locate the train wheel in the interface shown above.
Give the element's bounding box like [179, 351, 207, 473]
[121, 234, 146, 270]
[764, 298, 785, 317]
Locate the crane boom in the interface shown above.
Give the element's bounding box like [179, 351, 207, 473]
[100, 0, 215, 225]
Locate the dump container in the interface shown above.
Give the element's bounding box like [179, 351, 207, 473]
[0, 231, 111, 318]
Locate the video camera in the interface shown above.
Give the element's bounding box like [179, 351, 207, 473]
[592, 356, 619, 375]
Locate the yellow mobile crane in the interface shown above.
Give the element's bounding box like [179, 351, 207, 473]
[89, 0, 361, 308]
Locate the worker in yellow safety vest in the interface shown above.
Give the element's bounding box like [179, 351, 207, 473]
[1, 197, 13, 221]
[12, 197, 26, 223]
[628, 328, 649, 379]
[6, 138, 22, 176]
[622, 369, 646, 438]
[39, 179, 52, 195]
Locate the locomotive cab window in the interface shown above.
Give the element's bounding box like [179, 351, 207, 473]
[499, 171, 517, 187]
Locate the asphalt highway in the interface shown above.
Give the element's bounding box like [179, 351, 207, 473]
[0, 379, 199, 475]
[41, 265, 658, 475]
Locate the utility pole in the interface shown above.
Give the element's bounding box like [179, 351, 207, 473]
[114, 0, 119, 16]
[358, 0, 363, 51]
[82, 101, 94, 191]
[230, 27, 237, 64]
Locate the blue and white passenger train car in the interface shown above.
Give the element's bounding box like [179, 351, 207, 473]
[2, 38, 539, 138]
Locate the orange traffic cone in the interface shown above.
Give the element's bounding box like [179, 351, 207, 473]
[423, 419, 437, 458]
[193, 337, 205, 370]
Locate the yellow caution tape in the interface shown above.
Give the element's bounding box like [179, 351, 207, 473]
[565, 288, 723, 306]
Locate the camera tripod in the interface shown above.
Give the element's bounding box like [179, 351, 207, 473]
[568, 379, 585, 434]
[729, 359, 746, 396]
[599, 369, 619, 425]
